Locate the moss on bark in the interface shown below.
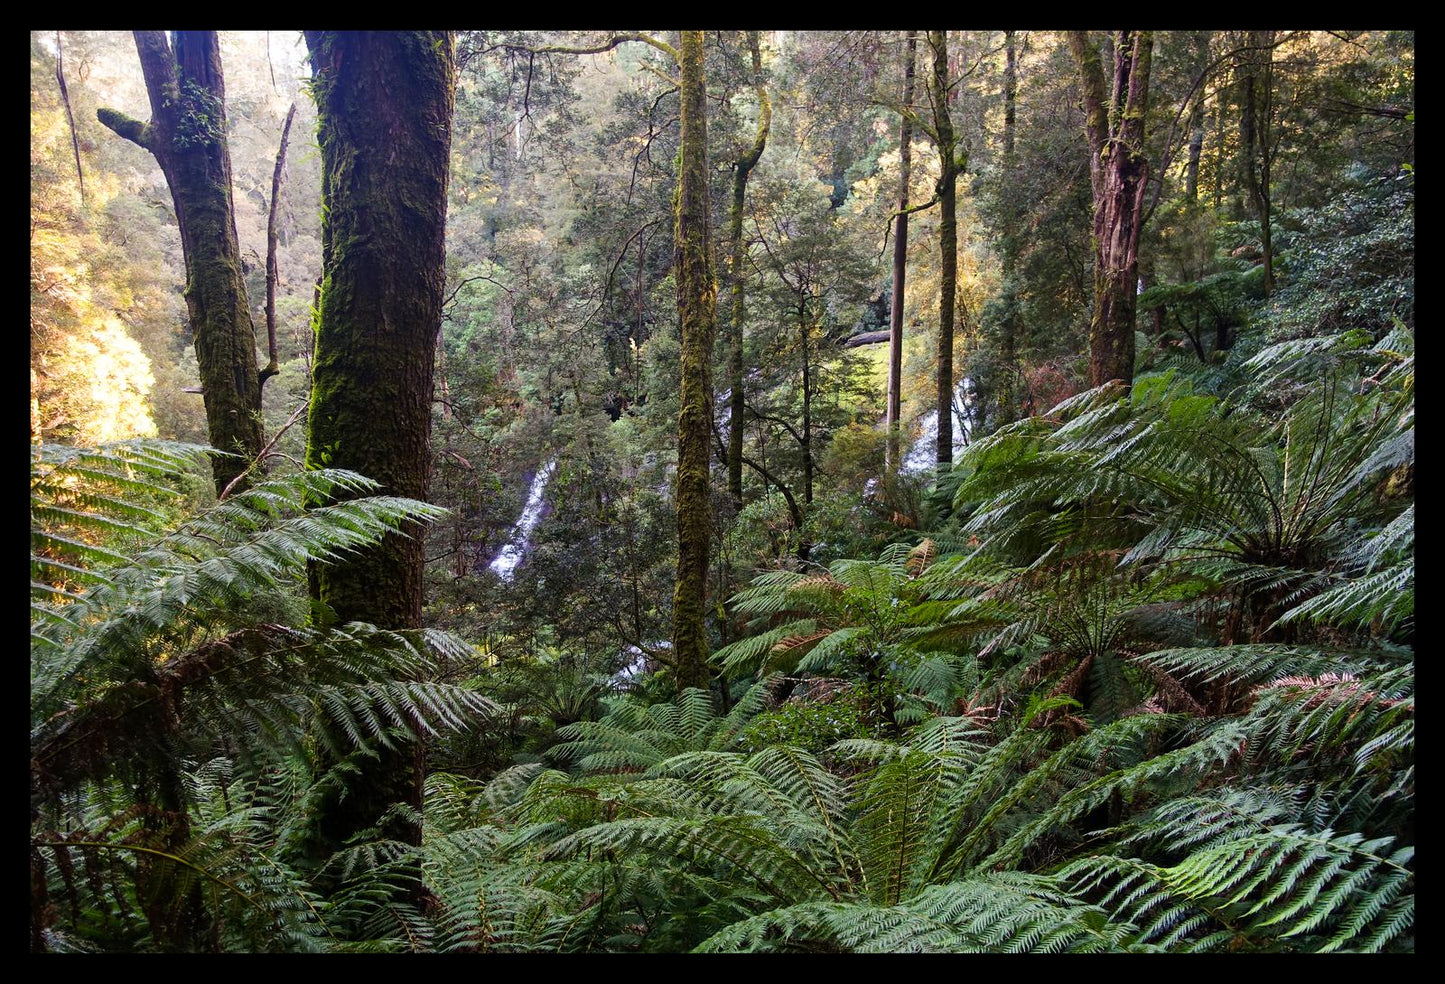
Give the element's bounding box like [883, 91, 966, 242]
[672, 31, 718, 691]
[302, 30, 456, 859]
[96, 32, 264, 497]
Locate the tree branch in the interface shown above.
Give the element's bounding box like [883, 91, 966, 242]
[505, 32, 679, 64]
[95, 107, 152, 151]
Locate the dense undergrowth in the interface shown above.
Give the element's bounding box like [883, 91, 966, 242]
[30, 320, 1412, 952]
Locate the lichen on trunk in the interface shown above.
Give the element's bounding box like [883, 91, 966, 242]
[671, 31, 718, 691]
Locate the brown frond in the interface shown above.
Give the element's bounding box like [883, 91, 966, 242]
[906, 538, 937, 576]
[771, 630, 831, 657]
[790, 575, 846, 594]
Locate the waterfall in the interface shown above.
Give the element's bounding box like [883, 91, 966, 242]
[489, 458, 557, 580]
[900, 378, 973, 475]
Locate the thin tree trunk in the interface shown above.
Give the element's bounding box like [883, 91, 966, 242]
[54, 32, 85, 208]
[929, 30, 964, 469]
[1185, 32, 1210, 203]
[98, 31, 266, 496]
[886, 31, 916, 473]
[997, 29, 1020, 426]
[302, 30, 455, 861]
[800, 296, 813, 506]
[671, 30, 718, 692]
[1212, 83, 1226, 210]
[727, 31, 770, 510]
[261, 102, 296, 390]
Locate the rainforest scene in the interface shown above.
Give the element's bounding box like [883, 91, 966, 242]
[30, 30, 1413, 953]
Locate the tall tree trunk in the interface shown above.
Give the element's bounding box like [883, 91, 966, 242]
[302, 30, 455, 859]
[1238, 29, 1276, 295]
[997, 29, 1021, 427]
[929, 30, 965, 470]
[261, 101, 296, 390]
[1212, 83, 1227, 210]
[1184, 32, 1210, 203]
[671, 30, 718, 692]
[800, 296, 813, 506]
[98, 31, 265, 496]
[54, 32, 85, 208]
[885, 31, 916, 473]
[727, 31, 770, 510]
[1069, 30, 1152, 389]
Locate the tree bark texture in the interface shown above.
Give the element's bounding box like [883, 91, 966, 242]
[1069, 30, 1153, 389]
[97, 31, 265, 496]
[671, 31, 718, 691]
[727, 31, 769, 510]
[885, 31, 916, 474]
[302, 30, 455, 854]
[929, 31, 964, 469]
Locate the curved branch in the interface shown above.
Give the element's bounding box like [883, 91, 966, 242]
[507, 32, 679, 64]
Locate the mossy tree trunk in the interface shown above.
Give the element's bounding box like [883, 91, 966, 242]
[727, 31, 770, 511]
[97, 31, 264, 497]
[885, 31, 916, 473]
[672, 30, 718, 691]
[302, 30, 455, 858]
[997, 30, 1021, 427]
[928, 30, 966, 471]
[1069, 30, 1153, 389]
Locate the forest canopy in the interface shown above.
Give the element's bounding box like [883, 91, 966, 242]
[31, 29, 1412, 953]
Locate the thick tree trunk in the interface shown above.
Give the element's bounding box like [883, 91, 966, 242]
[671, 31, 718, 692]
[930, 31, 963, 469]
[302, 30, 455, 858]
[727, 32, 769, 511]
[97, 31, 265, 497]
[885, 31, 916, 473]
[1069, 30, 1152, 389]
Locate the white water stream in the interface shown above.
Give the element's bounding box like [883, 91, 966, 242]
[488, 458, 557, 580]
[899, 378, 974, 475]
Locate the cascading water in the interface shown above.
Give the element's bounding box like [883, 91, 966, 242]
[489, 458, 557, 580]
[900, 378, 974, 475]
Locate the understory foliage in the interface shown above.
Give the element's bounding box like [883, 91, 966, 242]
[30, 445, 494, 952]
[31, 318, 1412, 951]
[390, 329, 1408, 953]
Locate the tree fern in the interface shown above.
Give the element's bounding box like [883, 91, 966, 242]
[31, 443, 495, 951]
